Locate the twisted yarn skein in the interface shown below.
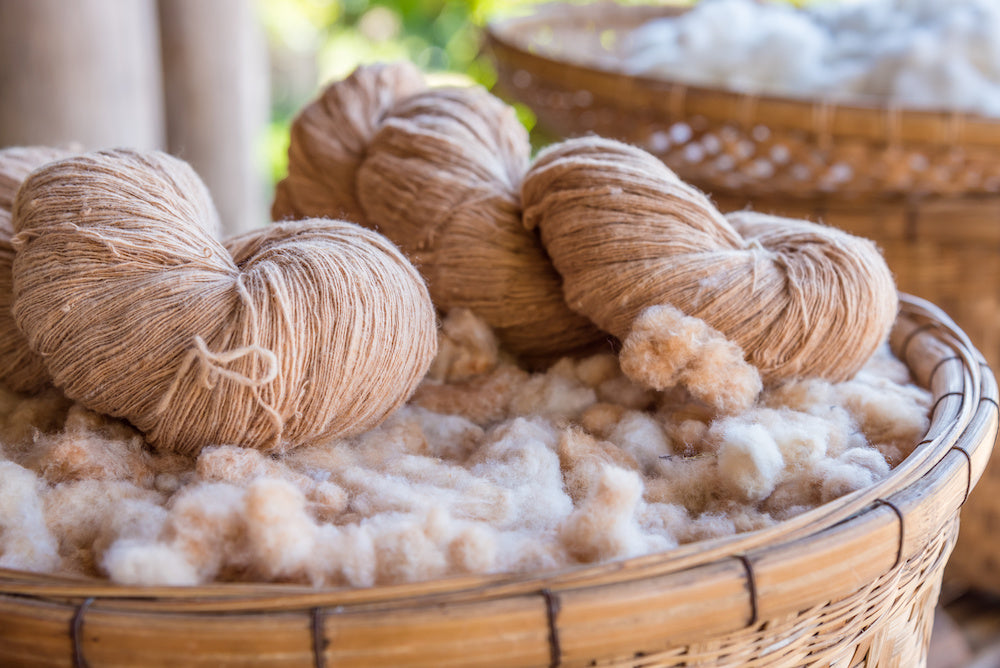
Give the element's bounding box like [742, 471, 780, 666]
[0, 146, 75, 393]
[272, 62, 426, 225]
[273, 63, 606, 361]
[12, 149, 437, 454]
[521, 137, 898, 384]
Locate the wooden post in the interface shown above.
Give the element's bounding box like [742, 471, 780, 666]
[0, 0, 165, 150]
[158, 0, 270, 234]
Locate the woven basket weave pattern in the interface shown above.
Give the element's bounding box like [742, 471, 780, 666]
[500, 70, 1000, 199]
[487, 3, 1000, 200]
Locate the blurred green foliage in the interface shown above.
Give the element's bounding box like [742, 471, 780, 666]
[259, 0, 554, 183]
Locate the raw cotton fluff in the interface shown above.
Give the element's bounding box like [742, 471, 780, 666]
[12, 149, 437, 454]
[426, 308, 502, 382]
[521, 137, 898, 384]
[0, 309, 933, 587]
[0, 461, 59, 572]
[620, 304, 761, 414]
[622, 0, 1000, 116]
[274, 63, 605, 362]
[0, 146, 75, 393]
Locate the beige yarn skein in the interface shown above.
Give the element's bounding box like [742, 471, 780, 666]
[272, 62, 426, 225]
[13, 149, 437, 455]
[0, 146, 75, 393]
[274, 63, 606, 361]
[522, 137, 898, 384]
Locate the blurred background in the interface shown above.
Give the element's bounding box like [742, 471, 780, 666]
[0, 0, 591, 235]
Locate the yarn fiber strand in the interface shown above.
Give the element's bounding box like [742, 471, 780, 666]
[12, 149, 437, 454]
[0, 146, 74, 393]
[522, 136, 898, 383]
[274, 63, 606, 361]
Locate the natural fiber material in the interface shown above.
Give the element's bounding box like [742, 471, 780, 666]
[0, 306, 935, 586]
[0, 146, 74, 393]
[272, 62, 426, 226]
[522, 137, 899, 383]
[0, 296, 992, 668]
[620, 305, 762, 413]
[11, 149, 437, 455]
[274, 63, 606, 362]
[278, 65, 899, 386]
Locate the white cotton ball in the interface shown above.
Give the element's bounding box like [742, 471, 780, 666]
[448, 522, 499, 574]
[103, 541, 200, 586]
[737, 6, 831, 94]
[606, 410, 672, 473]
[244, 478, 318, 581]
[494, 530, 568, 574]
[818, 448, 890, 503]
[0, 462, 59, 572]
[835, 373, 931, 451]
[313, 523, 376, 587]
[370, 512, 449, 584]
[155, 482, 249, 580]
[409, 407, 485, 462]
[507, 372, 597, 421]
[752, 409, 829, 470]
[574, 353, 620, 388]
[713, 420, 784, 502]
[561, 466, 669, 563]
[839, 447, 891, 478]
[468, 418, 572, 530]
[621, 0, 1000, 116]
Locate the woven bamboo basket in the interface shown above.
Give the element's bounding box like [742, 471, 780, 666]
[0, 295, 995, 667]
[486, 2, 1000, 598]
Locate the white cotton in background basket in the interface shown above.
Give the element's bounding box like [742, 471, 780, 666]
[621, 0, 1000, 116]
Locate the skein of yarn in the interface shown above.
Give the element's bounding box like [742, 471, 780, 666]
[272, 62, 426, 225]
[273, 63, 606, 362]
[521, 136, 898, 384]
[0, 146, 75, 393]
[12, 149, 437, 454]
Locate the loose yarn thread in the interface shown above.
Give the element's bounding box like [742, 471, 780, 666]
[12, 149, 437, 454]
[0, 146, 74, 393]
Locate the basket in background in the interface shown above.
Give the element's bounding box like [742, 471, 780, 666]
[0, 296, 995, 667]
[486, 1, 1000, 597]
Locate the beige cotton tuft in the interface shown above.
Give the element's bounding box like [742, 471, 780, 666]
[11, 148, 437, 454]
[620, 304, 762, 413]
[273, 63, 606, 362]
[521, 136, 899, 383]
[0, 146, 75, 393]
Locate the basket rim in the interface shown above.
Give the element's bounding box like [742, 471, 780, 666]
[0, 294, 995, 617]
[485, 1, 1000, 148]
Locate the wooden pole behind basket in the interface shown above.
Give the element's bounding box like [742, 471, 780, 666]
[158, 0, 270, 234]
[0, 0, 165, 150]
